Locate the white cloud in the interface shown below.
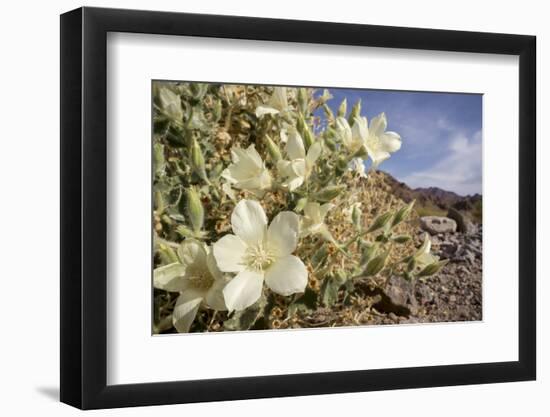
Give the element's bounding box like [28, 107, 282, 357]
[401, 130, 482, 196]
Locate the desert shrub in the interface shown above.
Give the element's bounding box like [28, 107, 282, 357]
[152, 83, 445, 333]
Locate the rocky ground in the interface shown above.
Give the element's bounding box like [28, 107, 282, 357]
[366, 223, 483, 325]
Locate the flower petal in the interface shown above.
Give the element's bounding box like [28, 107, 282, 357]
[172, 290, 204, 333]
[379, 131, 402, 153]
[270, 87, 288, 111]
[286, 130, 306, 160]
[177, 239, 207, 267]
[284, 174, 304, 191]
[319, 203, 335, 219]
[205, 276, 228, 311]
[352, 116, 368, 142]
[304, 202, 321, 222]
[231, 199, 267, 246]
[255, 105, 280, 118]
[153, 263, 187, 292]
[213, 234, 247, 273]
[264, 255, 308, 296]
[223, 269, 264, 311]
[267, 211, 300, 256]
[206, 250, 223, 280]
[336, 117, 352, 147]
[369, 113, 387, 138]
[369, 150, 390, 168]
[306, 142, 322, 167]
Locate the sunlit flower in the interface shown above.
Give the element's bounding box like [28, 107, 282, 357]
[213, 200, 308, 311]
[356, 114, 402, 168]
[277, 129, 322, 191]
[335, 117, 363, 154]
[301, 202, 334, 237]
[336, 114, 401, 168]
[348, 157, 367, 178]
[255, 87, 289, 118]
[158, 87, 184, 121]
[153, 240, 227, 332]
[222, 145, 272, 194]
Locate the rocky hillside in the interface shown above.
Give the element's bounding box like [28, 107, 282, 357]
[379, 171, 482, 222]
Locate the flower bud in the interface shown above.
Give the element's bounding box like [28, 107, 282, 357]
[297, 88, 309, 115]
[264, 135, 282, 162]
[352, 205, 362, 229]
[348, 99, 362, 126]
[302, 127, 315, 150]
[324, 137, 337, 151]
[406, 256, 416, 272]
[154, 190, 165, 215]
[158, 87, 183, 121]
[190, 138, 209, 183]
[314, 184, 346, 202]
[392, 235, 412, 244]
[366, 211, 394, 233]
[294, 197, 308, 213]
[185, 187, 204, 233]
[212, 100, 223, 122]
[392, 200, 415, 227]
[417, 259, 449, 277]
[322, 104, 334, 121]
[337, 98, 347, 118]
[336, 156, 348, 173]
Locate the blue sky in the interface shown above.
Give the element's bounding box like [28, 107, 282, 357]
[316, 88, 482, 196]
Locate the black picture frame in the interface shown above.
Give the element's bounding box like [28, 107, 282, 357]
[60, 6, 536, 410]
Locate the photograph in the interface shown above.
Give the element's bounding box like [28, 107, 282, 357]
[151, 81, 483, 334]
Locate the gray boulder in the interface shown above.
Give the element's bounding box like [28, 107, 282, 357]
[447, 207, 475, 234]
[420, 216, 457, 235]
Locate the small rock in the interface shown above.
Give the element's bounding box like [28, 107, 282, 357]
[420, 216, 457, 235]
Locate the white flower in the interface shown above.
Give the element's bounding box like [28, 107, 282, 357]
[158, 87, 183, 121]
[276, 129, 322, 191]
[414, 234, 438, 269]
[221, 145, 272, 194]
[213, 200, 308, 311]
[153, 240, 227, 333]
[255, 87, 289, 118]
[301, 202, 334, 237]
[348, 157, 368, 178]
[335, 117, 363, 154]
[336, 114, 401, 168]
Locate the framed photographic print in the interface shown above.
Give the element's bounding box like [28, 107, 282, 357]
[60, 6, 536, 410]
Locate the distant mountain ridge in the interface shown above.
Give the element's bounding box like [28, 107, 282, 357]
[376, 171, 482, 220]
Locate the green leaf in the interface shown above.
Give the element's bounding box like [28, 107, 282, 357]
[288, 287, 319, 316]
[360, 242, 379, 267]
[153, 262, 185, 290]
[311, 245, 329, 268]
[364, 251, 389, 277]
[321, 277, 341, 307]
[314, 185, 346, 202]
[153, 143, 166, 177]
